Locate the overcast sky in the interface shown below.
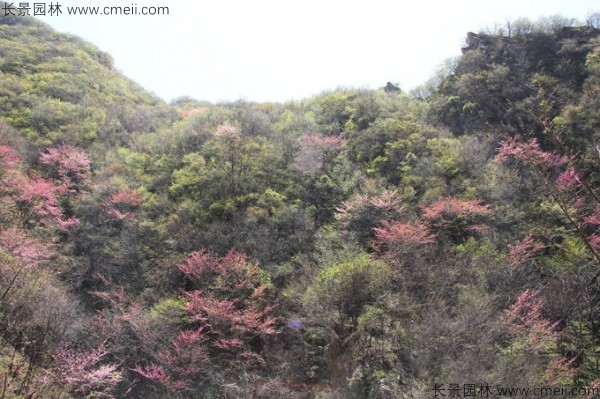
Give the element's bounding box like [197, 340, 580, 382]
[37, 0, 598, 103]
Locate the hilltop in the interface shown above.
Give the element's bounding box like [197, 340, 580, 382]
[0, 4, 175, 149]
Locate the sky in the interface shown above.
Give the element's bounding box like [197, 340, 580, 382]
[37, 0, 599, 104]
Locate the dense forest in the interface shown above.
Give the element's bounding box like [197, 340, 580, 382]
[2, 6, 600, 398]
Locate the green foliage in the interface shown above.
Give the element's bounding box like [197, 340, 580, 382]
[356, 306, 386, 337]
[148, 297, 191, 326]
[304, 254, 391, 328]
[426, 137, 461, 179]
[0, 13, 174, 147]
[169, 152, 207, 197]
[309, 90, 356, 135]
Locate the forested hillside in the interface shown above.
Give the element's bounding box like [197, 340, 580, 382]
[2, 8, 600, 398]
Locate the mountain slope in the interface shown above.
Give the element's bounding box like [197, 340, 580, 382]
[0, 10, 600, 399]
[0, 4, 176, 147]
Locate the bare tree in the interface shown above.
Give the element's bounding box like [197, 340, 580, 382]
[586, 12, 600, 29]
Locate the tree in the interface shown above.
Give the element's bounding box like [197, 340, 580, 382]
[293, 134, 342, 177]
[372, 220, 435, 256]
[500, 290, 577, 386]
[45, 345, 123, 399]
[39, 144, 91, 195]
[104, 187, 144, 221]
[495, 136, 600, 267]
[134, 250, 277, 394]
[303, 254, 390, 330]
[586, 12, 600, 29]
[335, 188, 404, 246]
[420, 197, 492, 244]
[0, 144, 82, 231]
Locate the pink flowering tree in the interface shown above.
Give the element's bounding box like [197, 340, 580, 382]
[585, 206, 600, 250]
[0, 145, 19, 185]
[14, 173, 81, 232]
[494, 137, 569, 168]
[0, 227, 53, 301]
[0, 145, 58, 329]
[507, 235, 545, 268]
[104, 188, 144, 221]
[420, 197, 492, 243]
[504, 290, 559, 352]
[502, 290, 577, 386]
[39, 144, 91, 195]
[492, 116, 600, 387]
[294, 133, 343, 176]
[495, 136, 600, 267]
[0, 144, 89, 232]
[335, 189, 404, 244]
[372, 220, 436, 260]
[134, 250, 278, 394]
[15, 177, 63, 225]
[39, 144, 91, 227]
[42, 345, 123, 399]
[178, 249, 278, 341]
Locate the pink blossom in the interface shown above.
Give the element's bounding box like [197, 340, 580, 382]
[589, 234, 600, 249]
[105, 188, 143, 220]
[133, 364, 169, 384]
[0, 145, 19, 170]
[468, 224, 491, 236]
[213, 338, 244, 350]
[336, 190, 403, 218]
[299, 134, 343, 149]
[56, 216, 81, 231]
[39, 144, 91, 194]
[556, 167, 582, 190]
[215, 123, 239, 137]
[543, 357, 577, 386]
[49, 345, 122, 398]
[177, 249, 248, 280]
[587, 379, 600, 396]
[373, 220, 436, 247]
[504, 290, 559, 351]
[107, 208, 127, 220]
[17, 177, 64, 223]
[136, 249, 277, 393]
[177, 249, 219, 280]
[420, 197, 492, 222]
[495, 137, 569, 168]
[0, 228, 53, 265]
[108, 188, 143, 206]
[507, 235, 545, 267]
[584, 206, 600, 226]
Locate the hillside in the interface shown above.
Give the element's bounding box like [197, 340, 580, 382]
[0, 4, 176, 149]
[1, 10, 600, 399]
